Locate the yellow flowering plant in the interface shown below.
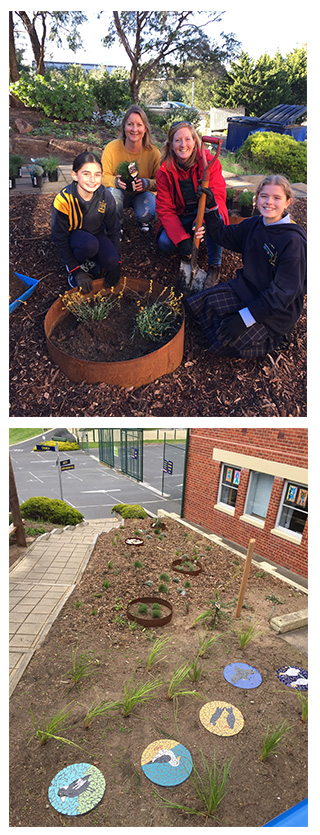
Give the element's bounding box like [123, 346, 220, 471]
[60, 278, 127, 322]
[134, 282, 183, 343]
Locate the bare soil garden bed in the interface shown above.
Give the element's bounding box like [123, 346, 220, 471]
[9, 192, 307, 416]
[9, 517, 308, 827]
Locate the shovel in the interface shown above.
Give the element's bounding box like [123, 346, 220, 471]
[179, 136, 223, 294]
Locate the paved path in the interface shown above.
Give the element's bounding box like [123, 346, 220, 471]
[9, 517, 121, 696]
[10, 165, 307, 200]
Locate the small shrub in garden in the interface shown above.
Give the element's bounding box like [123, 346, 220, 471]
[297, 693, 308, 721]
[138, 603, 148, 615]
[111, 503, 148, 518]
[236, 131, 307, 182]
[259, 721, 292, 761]
[152, 603, 162, 619]
[19, 497, 83, 525]
[10, 68, 95, 121]
[158, 583, 169, 594]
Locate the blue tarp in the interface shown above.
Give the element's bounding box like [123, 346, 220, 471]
[264, 797, 308, 827]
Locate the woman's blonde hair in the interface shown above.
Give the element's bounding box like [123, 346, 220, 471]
[256, 174, 293, 201]
[119, 105, 153, 149]
[160, 121, 201, 170]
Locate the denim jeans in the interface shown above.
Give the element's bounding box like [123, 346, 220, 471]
[157, 214, 223, 267]
[108, 187, 156, 225]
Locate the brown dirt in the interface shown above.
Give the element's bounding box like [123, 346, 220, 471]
[9, 192, 307, 416]
[9, 516, 308, 827]
[51, 292, 182, 362]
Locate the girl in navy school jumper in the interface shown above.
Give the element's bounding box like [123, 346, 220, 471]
[185, 175, 307, 358]
[51, 152, 121, 293]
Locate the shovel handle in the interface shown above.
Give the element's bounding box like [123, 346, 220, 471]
[192, 138, 223, 251]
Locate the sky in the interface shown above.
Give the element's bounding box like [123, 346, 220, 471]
[15, 5, 308, 69]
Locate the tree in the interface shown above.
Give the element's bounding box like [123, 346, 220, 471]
[102, 11, 240, 103]
[9, 12, 19, 81]
[10, 11, 87, 79]
[212, 46, 307, 116]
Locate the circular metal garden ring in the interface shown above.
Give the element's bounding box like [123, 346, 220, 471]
[126, 596, 173, 627]
[171, 558, 202, 576]
[44, 277, 185, 388]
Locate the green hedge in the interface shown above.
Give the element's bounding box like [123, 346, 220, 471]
[19, 497, 83, 525]
[236, 131, 307, 182]
[10, 68, 95, 121]
[111, 503, 148, 519]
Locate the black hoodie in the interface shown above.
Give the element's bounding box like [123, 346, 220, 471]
[205, 211, 307, 336]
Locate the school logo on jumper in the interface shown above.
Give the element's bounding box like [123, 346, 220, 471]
[263, 242, 277, 266]
[97, 201, 106, 213]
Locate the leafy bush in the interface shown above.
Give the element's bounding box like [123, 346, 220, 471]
[111, 503, 148, 518]
[236, 131, 307, 182]
[88, 67, 131, 113]
[19, 497, 83, 525]
[10, 67, 95, 121]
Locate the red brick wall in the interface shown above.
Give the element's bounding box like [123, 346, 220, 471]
[182, 428, 308, 579]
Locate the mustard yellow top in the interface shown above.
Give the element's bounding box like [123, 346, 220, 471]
[101, 139, 161, 192]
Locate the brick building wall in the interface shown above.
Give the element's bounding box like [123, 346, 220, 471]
[182, 428, 308, 579]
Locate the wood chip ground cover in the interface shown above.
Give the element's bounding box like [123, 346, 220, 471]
[9, 518, 307, 827]
[9, 194, 307, 416]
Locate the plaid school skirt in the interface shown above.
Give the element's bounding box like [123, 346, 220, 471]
[186, 283, 280, 358]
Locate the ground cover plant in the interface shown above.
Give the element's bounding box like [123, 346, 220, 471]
[9, 516, 307, 827]
[9, 107, 306, 417]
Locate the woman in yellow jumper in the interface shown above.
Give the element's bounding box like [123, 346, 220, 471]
[101, 105, 160, 233]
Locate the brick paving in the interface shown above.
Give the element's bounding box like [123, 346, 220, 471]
[9, 518, 121, 696]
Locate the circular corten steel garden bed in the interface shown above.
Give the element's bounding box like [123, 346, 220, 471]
[44, 277, 185, 388]
[126, 596, 173, 627]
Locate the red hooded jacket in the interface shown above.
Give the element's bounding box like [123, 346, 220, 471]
[155, 147, 228, 246]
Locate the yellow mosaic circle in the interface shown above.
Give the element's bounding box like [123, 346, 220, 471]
[199, 701, 244, 736]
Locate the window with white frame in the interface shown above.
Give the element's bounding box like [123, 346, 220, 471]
[245, 471, 274, 520]
[276, 481, 308, 536]
[218, 464, 241, 508]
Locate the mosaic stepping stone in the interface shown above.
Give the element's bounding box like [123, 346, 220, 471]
[48, 763, 105, 816]
[276, 665, 308, 690]
[141, 738, 192, 786]
[200, 701, 244, 736]
[223, 662, 262, 689]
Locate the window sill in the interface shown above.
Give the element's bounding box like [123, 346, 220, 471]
[214, 503, 235, 517]
[239, 514, 265, 529]
[270, 527, 302, 545]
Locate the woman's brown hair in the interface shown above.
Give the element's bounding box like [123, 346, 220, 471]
[256, 174, 293, 201]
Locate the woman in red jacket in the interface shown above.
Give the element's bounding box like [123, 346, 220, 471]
[156, 121, 228, 287]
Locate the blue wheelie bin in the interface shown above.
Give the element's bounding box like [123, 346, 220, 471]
[226, 104, 307, 151]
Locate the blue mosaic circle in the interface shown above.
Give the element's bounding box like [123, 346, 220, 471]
[223, 662, 262, 689]
[276, 665, 308, 690]
[48, 763, 105, 816]
[141, 738, 193, 786]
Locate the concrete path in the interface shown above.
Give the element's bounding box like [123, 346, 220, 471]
[9, 517, 121, 696]
[10, 165, 307, 200]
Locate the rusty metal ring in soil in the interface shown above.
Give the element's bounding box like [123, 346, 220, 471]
[44, 277, 185, 388]
[171, 558, 202, 576]
[127, 596, 173, 627]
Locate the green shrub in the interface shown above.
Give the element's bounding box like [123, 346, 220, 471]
[111, 503, 148, 519]
[19, 497, 83, 526]
[10, 68, 95, 121]
[88, 67, 131, 112]
[236, 131, 307, 182]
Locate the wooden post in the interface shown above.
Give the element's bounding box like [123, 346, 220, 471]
[235, 538, 256, 618]
[9, 454, 27, 547]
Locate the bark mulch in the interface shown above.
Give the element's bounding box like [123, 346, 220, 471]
[9, 517, 308, 827]
[9, 193, 307, 417]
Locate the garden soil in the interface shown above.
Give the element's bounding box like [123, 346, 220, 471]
[9, 517, 308, 827]
[9, 192, 307, 417]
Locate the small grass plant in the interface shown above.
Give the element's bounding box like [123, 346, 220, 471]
[121, 677, 164, 716]
[60, 279, 127, 322]
[28, 703, 82, 749]
[259, 720, 292, 761]
[146, 636, 171, 672]
[155, 747, 233, 821]
[233, 618, 262, 649]
[134, 281, 183, 343]
[197, 630, 221, 657]
[297, 692, 308, 721]
[65, 645, 99, 691]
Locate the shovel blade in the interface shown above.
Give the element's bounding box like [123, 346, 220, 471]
[179, 261, 207, 294]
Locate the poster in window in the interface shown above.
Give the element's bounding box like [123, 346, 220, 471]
[225, 468, 233, 483]
[286, 484, 298, 503]
[297, 488, 308, 508]
[233, 470, 240, 486]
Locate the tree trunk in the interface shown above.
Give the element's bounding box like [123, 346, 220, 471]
[9, 12, 19, 82]
[17, 11, 46, 75]
[9, 455, 27, 548]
